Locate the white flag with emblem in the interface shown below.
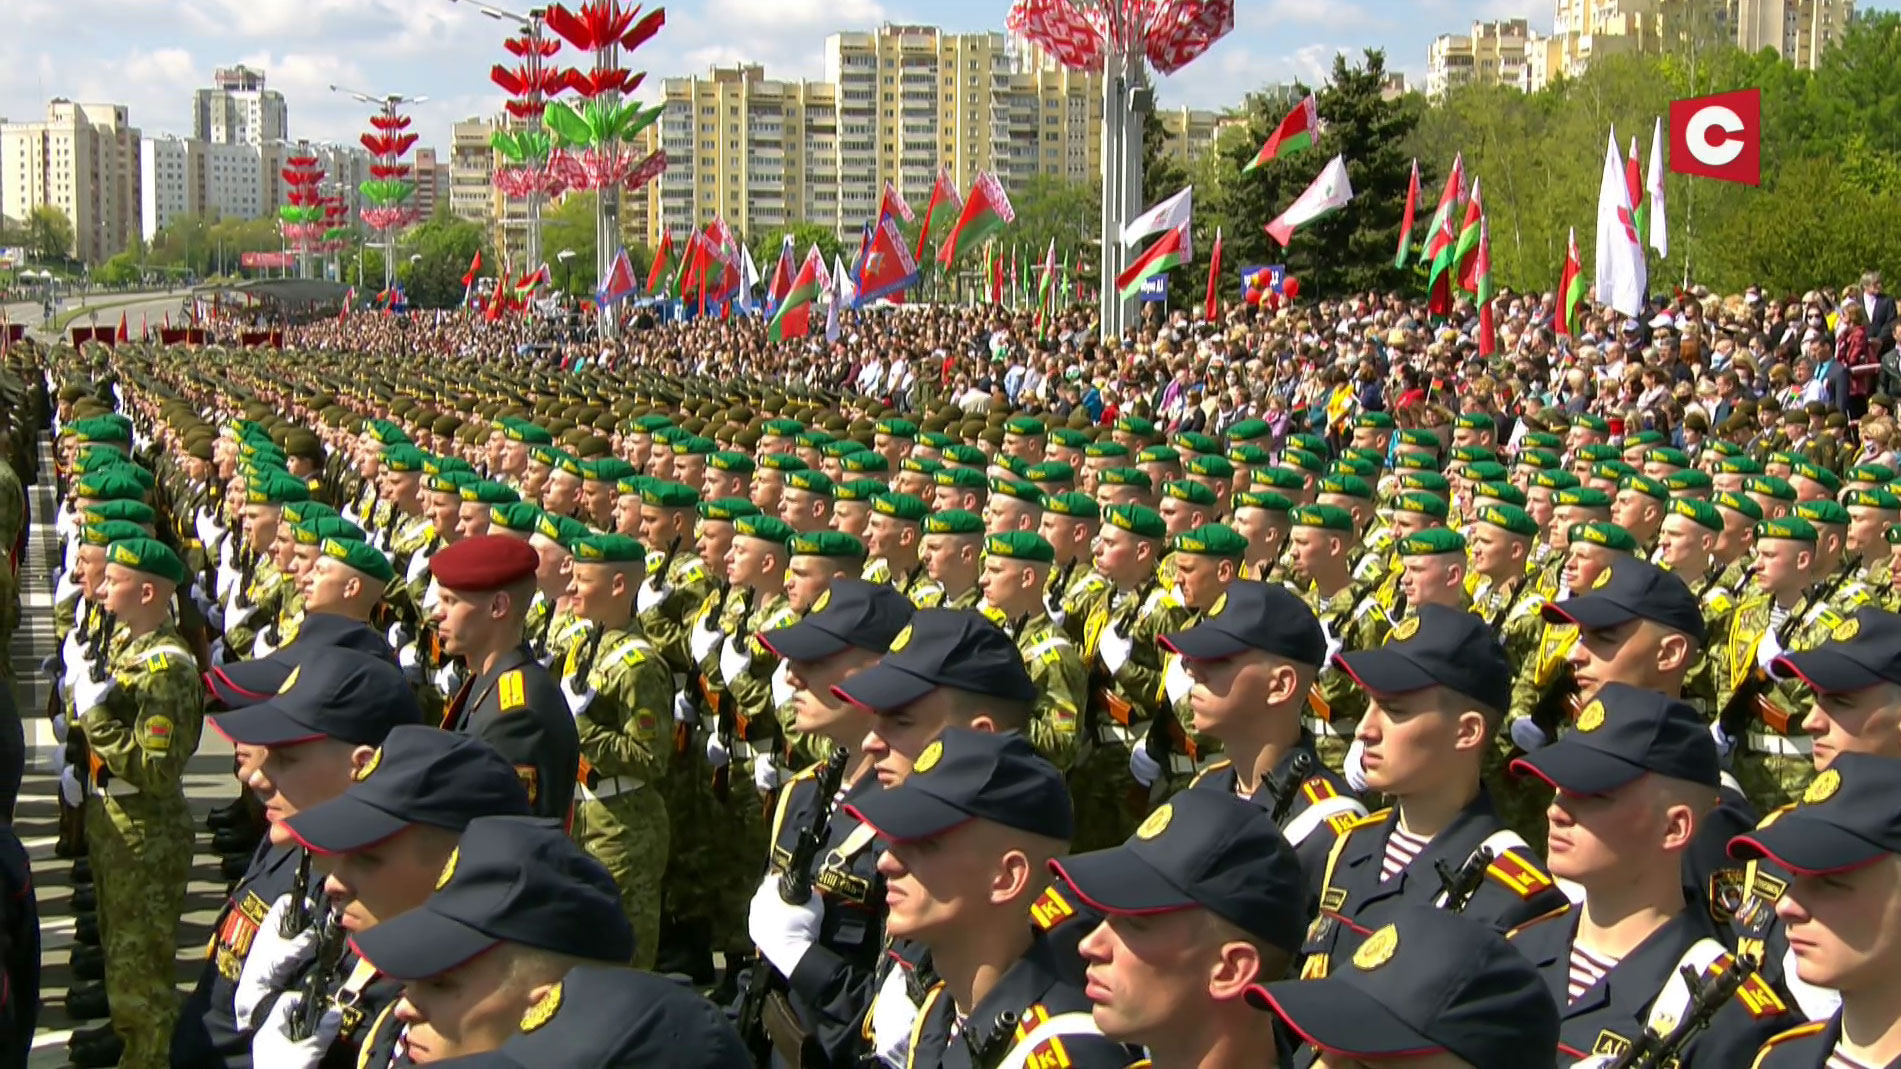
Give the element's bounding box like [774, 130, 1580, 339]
[1265, 156, 1354, 246]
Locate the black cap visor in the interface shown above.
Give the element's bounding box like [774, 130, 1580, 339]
[207, 699, 328, 747]
[1773, 647, 1886, 694]
[279, 794, 413, 856]
[349, 907, 501, 981]
[1049, 851, 1197, 915]
[1334, 647, 1438, 697]
[759, 620, 852, 662]
[1510, 746, 1647, 796]
[843, 788, 971, 844]
[1729, 819, 1893, 877]
[206, 661, 293, 708]
[1159, 624, 1250, 661]
[1540, 594, 1637, 631]
[832, 662, 937, 712]
[1245, 981, 1446, 1060]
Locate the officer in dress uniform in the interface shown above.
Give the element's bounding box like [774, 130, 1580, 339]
[429, 533, 580, 817]
[1732, 754, 1901, 1069]
[263, 725, 533, 1068]
[1163, 581, 1366, 890]
[334, 815, 635, 1065]
[748, 578, 914, 1067]
[845, 728, 1136, 1069]
[1053, 789, 1309, 1069]
[1253, 904, 1561, 1069]
[1302, 604, 1569, 979]
[172, 649, 420, 1069]
[1505, 683, 1793, 1066]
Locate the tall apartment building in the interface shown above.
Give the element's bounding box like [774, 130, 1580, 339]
[413, 148, 445, 219]
[449, 118, 496, 226]
[1, 100, 142, 263]
[138, 136, 371, 240]
[1519, 0, 1852, 91]
[1155, 107, 1227, 163]
[630, 24, 1102, 248]
[1426, 19, 1533, 97]
[194, 65, 289, 146]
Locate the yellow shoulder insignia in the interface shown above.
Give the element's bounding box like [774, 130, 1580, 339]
[1506, 901, 1574, 938]
[498, 670, 527, 710]
[981, 605, 1008, 627]
[1190, 759, 1233, 787]
[619, 646, 648, 666]
[682, 562, 708, 585]
[1485, 848, 1556, 899]
[1753, 1019, 1827, 1066]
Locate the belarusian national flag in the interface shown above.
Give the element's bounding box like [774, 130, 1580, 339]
[646, 232, 677, 297]
[1116, 223, 1190, 299]
[767, 247, 825, 342]
[766, 234, 796, 313]
[1475, 215, 1496, 356]
[1245, 93, 1318, 172]
[1395, 159, 1420, 269]
[1557, 227, 1585, 337]
[938, 171, 1015, 266]
[1204, 227, 1223, 322]
[879, 180, 915, 226]
[915, 167, 962, 264]
[1424, 155, 1465, 317]
[1454, 178, 1485, 293]
[1264, 156, 1354, 246]
[461, 249, 483, 289]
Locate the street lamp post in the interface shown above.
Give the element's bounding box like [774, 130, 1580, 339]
[451, 0, 550, 275]
[331, 85, 429, 299]
[557, 247, 575, 296]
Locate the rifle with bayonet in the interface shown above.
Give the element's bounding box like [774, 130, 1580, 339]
[1606, 959, 1751, 1069]
[1435, 846, 1495, 913]
[287, 905, 348, 1041]
[1266, 751, 1318, 824]
[1717, 576, 1843, 746]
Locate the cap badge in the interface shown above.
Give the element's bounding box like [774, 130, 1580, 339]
[914, 740, 943, 774]
[1353, 925, 1399, 971]
[1577, 700, 1606, 733]
[435, 847, 459, 891]
[1804, 768, 1841, 805]
[277, 666, 301, 695]
[352, 747, 382, 783]
[1208, 592, 1227, 618]
[1833, 617, 1861, 643]
[520, 982, 562, 1032]
[813, 589, 832, 614]
[1593, 567, 1613, 590]
[889, 624, 913, 653]
[1389, 616, 1421, 644]
[1136, 804, 1173, 840]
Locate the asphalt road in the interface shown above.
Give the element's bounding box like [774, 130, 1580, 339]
[4, 289, 196, 343]
[13, 438, 240, 1068]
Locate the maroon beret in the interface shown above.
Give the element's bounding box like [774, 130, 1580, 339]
[428, 535, 539, 592]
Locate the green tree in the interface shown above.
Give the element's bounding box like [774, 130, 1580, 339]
[97, 253, 141, 286]
[398, 215, 491, 308]
[543, 192, 600, 296]
[28, 205, 75, 261]
[1006, 173, 1101, 287]
[750, 223, 844, 287]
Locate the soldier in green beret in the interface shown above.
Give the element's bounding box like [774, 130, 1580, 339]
[984, 478, 1043, 540]
[542, 451, 587, 521]
[455, 480, 520, 542]
[918, 510, 985, 611]
[931, 466, 988, 516]
[1288, 504, 1385, 771]
[557, 533, 674, 970]
[220, 473, 309, 665]
[779, 469, 836, 535]
[751, 453, 806, 519]
[861, 492, 939, 606]
[1612, 474, 1669, 552]
[670, 436, 716, 493]
[831, 479, 884, 541]
[785, 531, 867, 615]
[76, 537, 203, 1069]
[977, 531, 1084, 771]
[1395, 527, 1472, 615]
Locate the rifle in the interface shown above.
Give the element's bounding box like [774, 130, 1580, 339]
[1050, 557, 1079, 606]
[1434, 846, 1495, 913]
[280, 850, 313, 938]
[1265, 751, 1318, 825]
[86, 610, 117, 683]
[1717, 581, 1835, 743]
[288, 905, 348, 1041]
[574, 623, 608, 684]
[711, 587, 756, 802]
[648, 534, 681, 594]
[967, 1009, 1023, 1069]
[1606, 960, 1750, 1069]
[738, 745, 849, 1061]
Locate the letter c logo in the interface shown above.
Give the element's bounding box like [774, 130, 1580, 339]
[1687, 106, 1745, 168]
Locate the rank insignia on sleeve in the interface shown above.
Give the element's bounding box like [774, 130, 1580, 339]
[498, 670, 526, 710]
[141, 715, 174, 753]
[1485, 849, 1555, 898]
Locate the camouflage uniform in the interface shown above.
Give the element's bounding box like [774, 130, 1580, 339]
[1072, 583, 1190, 851]
[223, 557, 286, 663]
[81, 625, 202, 1069]
[636, 549, 718, 683]
[1714, 590, 1865, 809]
[0, 460, 22, 678]
[563, 621, 672, 970]
[1010, 612, 1085, 771]
[1305, 579, 1389, 771]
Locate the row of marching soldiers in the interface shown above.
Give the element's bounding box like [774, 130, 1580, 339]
[28, 349, 1901, 1069]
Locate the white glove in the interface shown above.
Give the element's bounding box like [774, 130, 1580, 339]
[398, 642, 420, 671]
[1344, 737, 1369, 793]
[211, 638, 229, 666]
[689, 611, 722, 664]
[869, 966, 921, 1069]
[706, 733, 732, 769]
[674, 689, 697, 724]
[72, 672, 115, 715]
[235, 894, 320, 1032]
[251, 991, 341, 1069]
[432, 664, 460, 695]
[635, 580, 674, 615]
[1099, 622, 1133, 676]
[1128, 738, 1161, 787]
[252, 632, 279, 660]
[754, 752, 783, 793]
[1044, 597, 1066, 628]
[770, 661, 795, 709]
[51, 712, 67, 744]
[1509, 718, 1551, 752]
[420, 580, 440, 613]
[718, 633, 750, 686]
[59, 766, 83, 806]
[207, 601, 226, 633]
[61, 626, 82, 667]
[216, 563, 240, 602]
[385, 621, 409, 649]
[1757, 627, 1786, 674]
[405, 549, 431, 584]
[194, 510, 224, 548]
[1711, 721, 1737, 760]
[560, 676, 597, 718]
[747, 874, 823, 976]
[1162, 656, 1193, 705]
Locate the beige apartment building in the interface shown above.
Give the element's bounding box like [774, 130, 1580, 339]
[1516, 0, 1853, 92]
[1426, 19, 1535, 97]
[0, 100, 143, 263]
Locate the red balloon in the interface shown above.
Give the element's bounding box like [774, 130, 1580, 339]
[1282, 276, 1300, 300]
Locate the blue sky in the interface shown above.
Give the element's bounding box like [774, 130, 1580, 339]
[1, 0, 1892, 157]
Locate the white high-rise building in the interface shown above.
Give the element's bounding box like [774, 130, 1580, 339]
[194, 65, 289, 146]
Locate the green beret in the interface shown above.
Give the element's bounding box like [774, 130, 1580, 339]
[1592, 462, 1637, 483]
[553, 452, 586, 478]
[1395, 428, 1439, 449]
[615, 475, 655, 499]
[1398, 527, 1466, 556]
[1085, 441, 1131, 460]
[1137, 445, 1181, 466]
[459, 481, 520, 506]
[1791, 462, 1841, 492]
[758, 453, 809, 473]
[105, 537, 185, 585]
[1354, 411, 1397, 429]
[1474, 504, 1538, 537]
[1023, 461, 1075, 484]
[672, 435, 717, 457]
[1517, 450, 1561, 472]
[1282, 449, 1327, 476]
[991, 479, 1044, 506]
[1572, 522, 1640, 553]
[871, 493, 930, 523]
[1574, 414, 1610, 433]
[1231, 490, 1292, 515]
[1224, 418, 1271, 442]
[631, 415, 673, 434]
[1619, 475, 1669, 503]
[1392, 453, 1440, 473]
[902, 457, 945, 476]
[875, 418, 919, 439]
[81, 500, 156, 528]
[1578, 443, 1620, 462]
[585, 458, 638, 484]
[533, 512, 593, 549]
[641, 481, 699, 509]
[429, 455, 477, 476]
[1172, 523, 1248, 559]
[1286, 434, 1330, 458]
[1042, 492, 1099, 521]
[572, 533, 648, 564]
[942, 444, 987, 467]
[1342, 448, 1388, 471]
[1252, 467, 1307, 492]
[1048, 429, 1090, 449]
[833, 480, 885, 503]
[1745, 476, 1796, 502]
[1114, 415, 1158, 438]
[244, 472, 309, 506]
[381, 445, 427, 473]
[1398, 471, 1452, 494]
[1315, 474, 1373, 501]
[783, 470, 834, 497]
[1755, 516, 1818, 543]
[762, 419, 805, 437]
[1004, 417, 1046, 438]
[922, 510, 984, 537]
[794, 431, 835, 451]
[320, 537, 394, 583]
[293, 516, 367, 546]
[706, 451, 755, 475]
[428, 470, 479, 495]
[1847, 464, 1898, 484]
[1103, 503, 1166, 540]
[735, 515, 796, 545]
[1464, 462, 1509, 483]
[1643, 447, 1691, 468]
[1706, 440, 1742, 459]
[1795, 500, 1851, 528]
[486, 502, 543, 535]
[365, 420, 409, 447]
[1454, 413, 1495, 432]
[1712, 491, 1763, 521]
[1394, 490, 1449, 519]
[1529, 470, 1580, 492]
[1717, 456, 1764, 476]
[935, 467, 988, 490]
[842, 452, 890, 475]
[1186, 455, 1235, 479]
[72, 418, 132, 445]
[1667, 498, 1723, 533]
[1227, 444, 1273, 467]
[1623, 430, 1665, 448]
[985, 531, 1055, 563]
[1844, 488, 1901, 511]
[79, 520, 149, 547]
[1450, 446, 1496, 466]
[503, 421, 553, 446]
[1472, 481, 1527, 507]
[1554, 486, 1613, 509]
[1768, 451, 1803, 469]
[1163, 479, 1219, 507]
[697, 497, 762, 523]
[1523, 432, 1565, 451]
[1291, 504, 1354, 532]
[1664, 470, 1712, 492]
[1099, 467, 1152, 490]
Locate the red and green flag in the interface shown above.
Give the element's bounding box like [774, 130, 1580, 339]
[1395, 159, 1420, 269]
[767, 247, 825, 342]
[1116, 224, 1189, 299]
[1454, 179, 1485, 293]
[1557, 227, 1586, 338]
[1245, 93, 1318, 172]
[646, 231, 677, 297]
[938, 171, 1015, 266]
[915, 167, 962, 264]
[1204, 227, 1223, 322]
[1424, 154, 1465, 317]
[1475, 215, 1496, 356]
